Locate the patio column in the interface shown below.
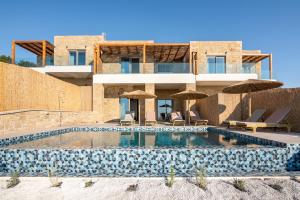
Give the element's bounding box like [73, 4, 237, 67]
[145, 83, 155, 120]
[93, 83, 104, 123]
[11, 41, 15, 64]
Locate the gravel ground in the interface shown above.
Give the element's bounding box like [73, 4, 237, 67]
[1, 177, 300, 200]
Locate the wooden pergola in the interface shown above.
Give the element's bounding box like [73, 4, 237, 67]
[93, 42, 190, 74]
[11, 40, 54, 66]
[242, 53, 272, 79]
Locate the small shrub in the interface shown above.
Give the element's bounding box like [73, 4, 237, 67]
[233, 178, 246, 192]
[291, 176, 300, 184]
[196, 168, 207, 190]
[268, 184, 283, 192]
[166, 166, 175, 187]
[6, 171, 20, 189]
[126, 184, 138, 191]
[48, 169, 62, 188]
[84, 180, 95, 188]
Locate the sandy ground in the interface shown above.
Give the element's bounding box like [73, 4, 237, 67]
[1, 177, 300, 200]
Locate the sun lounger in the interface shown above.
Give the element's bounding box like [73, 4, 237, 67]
[170, 112, 185, 126]
[120, 112, 135, 126]
[223, 109, 266, 128]
[189, 110, 208, 126]
[145, 112, 157, 126]
[236, 107, 292, 133]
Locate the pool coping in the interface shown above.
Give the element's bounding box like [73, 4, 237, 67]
[0, 125, 289, 149]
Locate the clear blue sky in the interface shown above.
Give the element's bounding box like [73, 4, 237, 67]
[1, 0, 299, 88]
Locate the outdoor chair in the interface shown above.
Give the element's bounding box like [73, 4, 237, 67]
[236, 107, 292, 133]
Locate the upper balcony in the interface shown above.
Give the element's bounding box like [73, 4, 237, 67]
[195, 54, 272, 85]
[93, 42, 195, 84]
[11, 40, 273, 84]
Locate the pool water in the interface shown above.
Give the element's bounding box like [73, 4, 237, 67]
[7, 131, 262, 149]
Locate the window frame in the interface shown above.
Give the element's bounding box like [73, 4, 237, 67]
[68, 50, 86, 65]
[207, 55, 226, 74]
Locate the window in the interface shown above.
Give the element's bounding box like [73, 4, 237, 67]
[121, 58, 140, 73]
[207, 56, 226, 73]
[69, 50, 86, 65]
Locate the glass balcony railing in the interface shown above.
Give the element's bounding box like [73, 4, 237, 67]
[154, 63, 190, 73]
[13, 56, 54, 67]
[101, 63, 191, 74]
[198, 63, 258, 74]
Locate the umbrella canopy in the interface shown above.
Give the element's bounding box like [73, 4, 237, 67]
[222, 79, 283, 118]
[120, 90, 157, 99]
[171, 90, 209, 125]
[170, 90, 208, 100]
[119, 90, 157, 125]
[222, 79, 283, 94]
[159, 104, 171, 108]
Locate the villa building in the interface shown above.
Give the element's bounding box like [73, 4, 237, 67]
[10, 34, 273, 123]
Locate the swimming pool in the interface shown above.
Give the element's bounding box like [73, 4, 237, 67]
[0, 127, 299, 177]
[6, 131, 263, 149]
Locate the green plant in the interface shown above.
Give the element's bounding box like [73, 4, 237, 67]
[196, 168, 207, 190]
[0, 55, 12, 63]
[126, 184, 138, 191]
[48, 168, 62, 187]
[166, 166, 175, 187]
[84, 180, 95, 188]
[291, 176, 300, 184]
[17, 60, 36, 67]
[268, 184, 283, 192]
[233, 178, 246, 192]
[6, 171, 20, 189]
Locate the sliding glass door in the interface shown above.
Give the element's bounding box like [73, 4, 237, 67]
[157, 99, 173, 121]
[207, 56, 226, 73]
[121, 58, 140, 73]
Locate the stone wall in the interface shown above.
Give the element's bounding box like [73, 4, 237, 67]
[197, 88, 300, 132]
[249, 88, 300, 132]
[0, 110, 101, 135]
[0, 62, 91, 112]
[54, 35, 104, 66]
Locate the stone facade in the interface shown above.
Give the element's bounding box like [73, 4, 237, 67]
[197, 88, 300, 132]
[0, 110, 101, 134]
[54, 35, 104, 66]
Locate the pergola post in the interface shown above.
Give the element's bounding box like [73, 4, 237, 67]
[11, 41, 15, 64]
[143, 44, 146, 63]
[42, 40, 46, 66]
[269, 54, 273, 80]
[98, 45, 102, 73]
[143, 44, 146, 73]
[192, 52, 198, 75]
[93, 47, 97, 74]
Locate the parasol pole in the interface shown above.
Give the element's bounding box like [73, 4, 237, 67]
[139, 100, 141, 125]
[188, 97, 190, 125]
[165, 101, 167, 120]
[248, 90, 252, 118]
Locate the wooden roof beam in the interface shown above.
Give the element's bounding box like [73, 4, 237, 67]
[17, 43, 41, 55]
[31, 42, 53, 55]
[173, 46, 181, 60]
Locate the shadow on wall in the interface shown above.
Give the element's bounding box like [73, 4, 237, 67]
[197, 93, 244, 126]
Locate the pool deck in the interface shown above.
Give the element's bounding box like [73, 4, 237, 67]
[1, 123, 300, 145]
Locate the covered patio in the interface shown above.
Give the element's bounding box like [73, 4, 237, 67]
[11, 40, 54, 67]
[93, 42, 192, 74]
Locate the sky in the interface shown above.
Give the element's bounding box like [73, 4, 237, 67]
[0, 0, 299, 88]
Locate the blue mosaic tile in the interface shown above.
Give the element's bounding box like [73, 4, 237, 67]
[0, 126, 299, 177]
